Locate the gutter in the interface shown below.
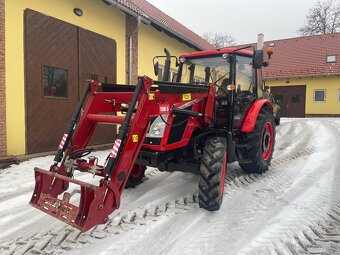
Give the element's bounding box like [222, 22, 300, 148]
[102, 0, 205, 51]
[102, 0, 150, 24]
[128, 16, 141, 84]
[150, 19, 204, 51]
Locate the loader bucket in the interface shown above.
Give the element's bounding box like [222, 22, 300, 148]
[30, 167, 117, 231]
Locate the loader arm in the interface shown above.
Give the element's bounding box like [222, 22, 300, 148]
[30, 76, 212, 231]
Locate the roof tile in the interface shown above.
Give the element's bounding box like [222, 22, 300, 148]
[261, 33, 340, 79]
[117, 0, 213, 50]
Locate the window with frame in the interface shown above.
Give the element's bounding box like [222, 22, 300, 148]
[157, 66, 178, 82]
[236, 55, 256, 93]
[313, 89, 326, 102]
[326, 55, 337, 63]
[43, 66, 68, 98]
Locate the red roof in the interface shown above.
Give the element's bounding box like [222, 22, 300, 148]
[116, 0, 213, 50]
[180, 47, 253, 58]
[261, 33, 340, 79]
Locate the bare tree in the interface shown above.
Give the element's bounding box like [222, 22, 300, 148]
[298, 0, 340, 35]
[202, 32, 237, 48]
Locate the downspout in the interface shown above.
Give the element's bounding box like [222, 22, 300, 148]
[129, 16, 141, 84]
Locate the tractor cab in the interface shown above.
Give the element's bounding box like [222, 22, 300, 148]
[154, 45, 273, 131]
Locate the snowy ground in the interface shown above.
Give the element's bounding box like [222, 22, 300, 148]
[1, 118, 340, 255]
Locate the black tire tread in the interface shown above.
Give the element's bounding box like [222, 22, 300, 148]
[125, 167, 145, 189]
[198, 137, 227, 211]
[236, 107, 275, 174]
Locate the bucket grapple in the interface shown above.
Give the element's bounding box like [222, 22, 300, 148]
[30, 76, 213, 231]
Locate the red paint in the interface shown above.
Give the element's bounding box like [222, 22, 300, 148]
[30, 78, 213, 231]
[262, 122, 274, 161]
[241, 99, 273, 133]
[180, 47, 253, 59]
[130, 165, 145, 178]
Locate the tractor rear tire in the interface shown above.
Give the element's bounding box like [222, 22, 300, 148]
[125, 165, 146, 189]
[198, 137, 227, 211]
[237, 107, 275, 174]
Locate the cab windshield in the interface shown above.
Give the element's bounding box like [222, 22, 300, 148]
[180, 56, 230, 87]
[180, 54, 255, 94]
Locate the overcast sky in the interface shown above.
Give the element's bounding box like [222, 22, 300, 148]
[146, 0, 320, 44]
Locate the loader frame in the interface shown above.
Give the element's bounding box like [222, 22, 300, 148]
[30, 76, 215, 231]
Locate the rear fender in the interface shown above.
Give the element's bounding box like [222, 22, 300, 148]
[241, 99, 272, 133]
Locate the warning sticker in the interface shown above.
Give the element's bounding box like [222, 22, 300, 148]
[132, 134, 138, 143]
[148, 93, 155, 100]
[182, 93, 191, 101]
[159, 104, 170, 114]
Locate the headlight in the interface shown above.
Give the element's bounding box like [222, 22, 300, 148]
[146, 115, 168, 138]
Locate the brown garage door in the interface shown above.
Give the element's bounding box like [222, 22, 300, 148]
[25, 10, 117, 154]
[78, 28, 117, 146]
[270, 85, 306, 118]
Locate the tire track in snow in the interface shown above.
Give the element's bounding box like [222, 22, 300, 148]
[0, 169, 203, 254]
[0, 194, 200, 254]
[1, 124, 334, 254]
[1, 119, 340, 254]
[275, 203, 340, 255]
[164, 120, 340, 254]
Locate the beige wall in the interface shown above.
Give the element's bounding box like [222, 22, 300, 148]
[0, 0, 6, 156]
[138, 24, 196, 80]
[267, 76, 340, 115]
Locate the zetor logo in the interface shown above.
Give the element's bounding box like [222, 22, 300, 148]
[159, 104, 170, 114]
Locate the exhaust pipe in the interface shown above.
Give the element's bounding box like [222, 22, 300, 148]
[162, 48, 171, 81]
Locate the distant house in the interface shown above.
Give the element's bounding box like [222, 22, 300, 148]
[263, 33, 340, 117]
[0, 0, 212, 157]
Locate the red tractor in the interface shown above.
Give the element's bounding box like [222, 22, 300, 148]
[30, 36, 275, 231]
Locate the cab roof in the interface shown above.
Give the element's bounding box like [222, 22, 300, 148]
[180, 47, 253, 58]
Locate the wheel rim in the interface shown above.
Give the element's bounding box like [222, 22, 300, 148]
[262, 122, 274, 161]
[220, 150, 227, 196]
[130, 165, 145, 178]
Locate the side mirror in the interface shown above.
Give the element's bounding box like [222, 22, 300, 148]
[154, 61, 159, 76]
[253, 50, 264, 69]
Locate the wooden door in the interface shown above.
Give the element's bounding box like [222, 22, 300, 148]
[270, 85, 306, 117]
[25, 10, 78, 154]
[78, 29, 117, 145]
[25, 10, 117, 154]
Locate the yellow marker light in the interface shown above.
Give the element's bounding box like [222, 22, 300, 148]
[267, 47, 274, 55]
[227, 84, 235, 91]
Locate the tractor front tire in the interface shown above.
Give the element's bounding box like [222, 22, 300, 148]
[125, 165, 146, 189]
[275, 110, 281, 126]
[198, 137, 227, 211]
[237, 107, 275, 174]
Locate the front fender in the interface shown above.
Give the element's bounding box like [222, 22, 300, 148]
[241, 99, 273, 133]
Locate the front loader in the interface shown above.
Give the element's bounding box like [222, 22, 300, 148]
[30, 35, 276, 231]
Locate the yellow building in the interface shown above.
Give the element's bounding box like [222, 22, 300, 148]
[0, 0, 212, 157]
[263, 33, 340, 118]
